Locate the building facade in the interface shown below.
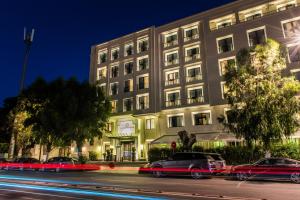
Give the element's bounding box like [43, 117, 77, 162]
[89, 0, 300, 161]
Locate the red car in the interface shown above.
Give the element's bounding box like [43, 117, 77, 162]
[230, 157, 300, 183]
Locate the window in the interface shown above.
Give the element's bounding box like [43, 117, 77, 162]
[165, 51, 179, 66]
[168, 115, 184, 128]
[221, 82, 228, 99]
[110, 65, 119, 78]
[145, 118, 155, 130]
[277, 1, 296, 12]
[111, 100, 117, 113]
[124, 79, 133, 93]
[137, 56, 149, 71]
[209, 14, 236, 31]
[137, 94, 149, 110]
[247, 27, 266, 47]
[99, 83, 106, 94]
[245, 12, 262, 21]
[288, 45, 300, 63]
[166, 90, 180, 107]
[123, 98, 133, 112]
[124, 43, 134, 56]
[224, 109, 235, 123]
[165, 70, 179, 86]
[106, 123, 112, 132]
[137, 74, 149, 90]
[97, 67, 107, 80]
[98, 50, 107, 64]
[111, 48, 120, 60]
[137, 37, 149, 53]
[186, 65, 202, 82]
[217, 35, 234, 53]
[184, 26, 199, 42]
[164, 33, 178, 47]
[124, 61, 133, 75]
[185, 45, 200, 62]
[187, 86, 204, 104]
[110, 82, 118, 95]
[192, 112, 211, 125]
[219, 57, 236, 76]
[282, 17, 300, 38]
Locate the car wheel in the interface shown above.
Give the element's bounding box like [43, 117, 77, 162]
[55, 168, 60, 173]
[237, 172, 249, 181]
[152, 167, 163, 178]
[191, 168, 204, 179]
[290, 172, 300, 183]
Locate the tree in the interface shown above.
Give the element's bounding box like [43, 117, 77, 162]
[24, 77, 111, 160]
[220, 39, 300, 152]
[178, 130, 196, 152]
[64, 78, 111, 157]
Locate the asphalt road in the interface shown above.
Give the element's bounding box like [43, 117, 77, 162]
[0, 170, 299, 200]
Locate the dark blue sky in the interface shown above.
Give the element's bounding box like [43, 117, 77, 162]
[0, 0, 234, 105]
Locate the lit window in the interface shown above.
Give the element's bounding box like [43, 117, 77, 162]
[145, 118, 155, 130]
[98, 50, 107, 64]
[184, 26, 199, 42]
[164, 32, 178, 47]
[124, 79, 133, 93]
[219, 57, 236, 76]
[111, 100, 117, 113]
[124, 61, 133, 75]
[111, 48, 120, 60]
[247, 27, 266, 47]
[217, 35, 234, 54]
[137, 94, 149, 110]
[137, 74, 149, 90]
[123, 98, 133, 112]
[137, 56, 149, 71]
[124, 43, 134, 56]
[165, 90, 180, 107]
[164, 51, 179, 66]
[192, 112, 211, 125]
[187, 86, 204, 104]
[168, 115, 184, 128]
[282, 17, 300, 38]
[185, 45, 200, 62]
[137, 37, 149, 53]
[186, 65, 202, 82]
[165, 70, 179, 86]
[110, 65, 119, 78]
[110, 82, 118, 95]
[97, 67, 107, 80]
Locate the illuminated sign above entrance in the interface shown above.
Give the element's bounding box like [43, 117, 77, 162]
[117, 120, 135, 136]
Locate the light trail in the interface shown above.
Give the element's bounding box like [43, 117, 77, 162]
[0, 181, 169, 200]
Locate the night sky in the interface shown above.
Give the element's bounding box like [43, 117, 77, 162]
[0, 0, 235, 105]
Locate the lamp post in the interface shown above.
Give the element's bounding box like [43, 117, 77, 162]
[8, 28, 35, 159]
[19, 27, 35, 93]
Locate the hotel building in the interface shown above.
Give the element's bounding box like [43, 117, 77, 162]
[89, 0, 300, 161]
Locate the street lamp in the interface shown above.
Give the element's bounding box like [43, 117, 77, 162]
[19, 27, 35, 93]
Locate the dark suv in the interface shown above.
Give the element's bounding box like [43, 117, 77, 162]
[150, 152, 226, 179]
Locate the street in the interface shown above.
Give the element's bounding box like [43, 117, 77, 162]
[0, 171, 299, 200]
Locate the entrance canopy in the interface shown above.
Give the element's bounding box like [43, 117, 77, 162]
[150, 132, 237, 145]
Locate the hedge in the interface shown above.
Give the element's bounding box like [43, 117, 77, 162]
[148, 143, 300, 165]
[0, 143, 9, 153]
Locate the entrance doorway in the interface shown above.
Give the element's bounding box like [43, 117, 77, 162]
[121, 141, 134, 161]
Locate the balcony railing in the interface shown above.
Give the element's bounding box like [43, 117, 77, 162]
[165, 59, 179, 66]
[186, 74, 202, 82]
[165, 78, 180, 86]
[185, 54, 200, 62]
[218, 44, 234, 54]
[165, 99, 181, 107]
[184, 34, 199, 42]
[187, 96, 204, 104]
[164, 40, 178, 48]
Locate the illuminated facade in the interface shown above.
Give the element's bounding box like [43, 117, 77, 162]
[89, 0, 300, 161]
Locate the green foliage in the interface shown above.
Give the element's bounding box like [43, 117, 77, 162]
[78, 155, 88, 164]
[0, 143, 9, 153]
[221, 39, 300, 150]
[271, 143, 300, 160]
[88, 151, 99, 161]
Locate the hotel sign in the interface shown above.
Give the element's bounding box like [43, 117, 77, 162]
[117, 120, 135, 136]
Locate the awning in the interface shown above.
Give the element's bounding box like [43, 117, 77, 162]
[150, 132, 237, 145]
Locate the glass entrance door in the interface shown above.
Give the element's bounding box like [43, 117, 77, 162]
[122, 141, 134, 161]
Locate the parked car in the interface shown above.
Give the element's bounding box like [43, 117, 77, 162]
[150, 152, 226, 179]
[230, 157, 300, 183]
[0, 158, 7, 170]
[4, 157, 40, 171]
[41, 157, 79, 172]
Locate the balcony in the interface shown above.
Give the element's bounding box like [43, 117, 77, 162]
[164, 40, 178, 48]
[165, 99, 181, 107]
[218, 43, 234, 54]
[184, 34, 199, 42]
[186, 74, 202, 82]
[187, 96, 204, 104]
[165, 78, 180, 86]
[185, 54, 200, 62]
[165, 59, 179, 66]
